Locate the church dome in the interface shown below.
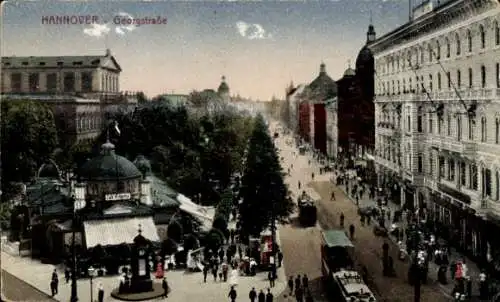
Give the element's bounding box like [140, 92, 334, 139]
[134, 155, 152, 177]
[308, 63, 337, 99]
[217, 76, 229, 93]
[355, 45, 374, 71]
[343, 67, 356, 77]
[37, 159, 62, 179]
[78, 142, 142, 181]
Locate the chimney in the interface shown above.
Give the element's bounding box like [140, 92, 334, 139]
[140, 179, 152, 206]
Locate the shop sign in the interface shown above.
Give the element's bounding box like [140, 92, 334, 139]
[437, 183, 471, 204]
[105, 193, 131, 201]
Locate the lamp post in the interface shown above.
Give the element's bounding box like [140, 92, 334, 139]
[88, 266, 97, 302]
[71, 183, 87, 302]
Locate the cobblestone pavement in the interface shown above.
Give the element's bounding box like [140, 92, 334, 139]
[1, 269, 56, 302]
[311, 180, 452, 302]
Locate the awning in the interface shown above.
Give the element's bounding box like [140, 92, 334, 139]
[84, 217, 160, 249]
[321, 230, 354, 248]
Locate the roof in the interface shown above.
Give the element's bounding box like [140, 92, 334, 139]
[321, 230, 354, 248]
[78, 142, 142, 181]
[333, 270, 375, 300]
[26, 179, 73, 214]
[218, 76, 229, 93]
[2, 52, 122, 72]
[83, 216, 160, 248]
[147, 175, 180, 207]
[308, 64, 337, 100]
[355, 45, 374, 70]
[343, 67, 356, 77]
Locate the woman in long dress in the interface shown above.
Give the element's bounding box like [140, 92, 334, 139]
[229, 268, 239, 287]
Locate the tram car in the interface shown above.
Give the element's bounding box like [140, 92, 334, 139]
[297, 191, 317, 227]
[321, 230, 376, 302]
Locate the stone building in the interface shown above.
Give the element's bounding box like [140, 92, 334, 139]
[0, 49, 136, 146]
[371, 0, 500, 270]
[286, 84, 307, 134]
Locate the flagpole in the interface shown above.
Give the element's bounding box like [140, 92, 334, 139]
[114, 121, 120, 193]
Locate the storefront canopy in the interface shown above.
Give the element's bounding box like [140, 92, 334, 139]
[83, 216, 160, 248]
[321, 230, 354, 248]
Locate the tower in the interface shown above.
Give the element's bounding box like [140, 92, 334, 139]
[367, 12, 376, 43]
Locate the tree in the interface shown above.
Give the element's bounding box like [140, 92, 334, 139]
[239, 114, 294, 236]
[136, 91, 148, 104]
[1, 100, 58, 185]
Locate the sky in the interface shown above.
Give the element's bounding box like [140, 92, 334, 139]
[2, 0, 413, 100]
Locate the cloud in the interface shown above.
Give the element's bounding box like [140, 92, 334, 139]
[115, 11, 137, 36]
[83, 23, 110, 38]
[235, 21, 271, 40]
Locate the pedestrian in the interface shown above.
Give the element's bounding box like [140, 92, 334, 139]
[97, 283, 105, 302]
[268, 270, 275, 288]
[212, 265, 218, 281]
[278, 251, 283, 267]
[50, 269, 58, 296]
[340, 213, 345, 228]
[162, 277, 169, 297]
[330, 191, 336, 201]
[258, 289, 266, 302]
[295, 286, 304, 302]
[305, 289, 314, 302]
[295, 274, 301, 290]
[302, 274, 309, 289]
[266, 288, 274, 302]
[288, 276, 294, 295]
[349, 224, 355, 240]
[366, 214, 371, 225]
[222, 262, 229, 282]
[228, 285, 237, 302]
[311, 172, 315, 180]
[249, 287, 257, 302]
[64, 267, 70, 283]
[203, 264, 209, 282]
[50, 279, 57, 296]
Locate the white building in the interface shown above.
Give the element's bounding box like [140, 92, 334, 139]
[371, 0, 500, 264]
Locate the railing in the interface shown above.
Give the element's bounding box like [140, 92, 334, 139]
[376, 88, 499, 103]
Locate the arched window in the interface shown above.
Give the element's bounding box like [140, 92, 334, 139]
[481, 65, 487, 88]
[481, 117, 487, 142]
[447, 114, 452, 136]
[457, 69, 461, 88]
[403, 78, 406, 92]
[392, 80, 395, 94]
[469, 68, 473, 88]
[409, 78, 413, 92]
[429, 74, 433, 91]
[436, 41, 441, 60]
[437, 73, 442, 90]
[428, 45, 433, 62]
[495, 21, 500, 45]
[467, 29, 472, 52]
[446, 38, 451, 58]
[456, 33, 461, 55]
[468, 116, 475, 140]
[496, 117, 500, 144]
[479, 25, 486, 49]
[397, 80, 400, 94]
[417, 106, 423, 132]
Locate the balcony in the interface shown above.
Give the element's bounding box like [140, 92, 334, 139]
[376, 88, 500, 104]
[461, 141, 477, 157]
[429, 136, 461, 152]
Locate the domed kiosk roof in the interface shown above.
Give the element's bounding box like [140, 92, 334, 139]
[38, 159, 62, 179]
[308, 63, 337, 99]
[79, 142, 142, 181]
[343, 67, 356, 77]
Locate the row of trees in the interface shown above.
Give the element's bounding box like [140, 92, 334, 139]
[239, 114, 294, 237]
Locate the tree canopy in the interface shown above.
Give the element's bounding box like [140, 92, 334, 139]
[1, 100, 58, 185]
[239, 114, 294, 236]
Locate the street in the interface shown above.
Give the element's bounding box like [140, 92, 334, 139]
[1, 269, 56, 302]
[271, 121, 451, 302]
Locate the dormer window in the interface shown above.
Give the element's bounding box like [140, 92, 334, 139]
[57, 61, 63, 66]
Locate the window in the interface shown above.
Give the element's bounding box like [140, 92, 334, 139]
[29, 73, 39, 92]
[439, 156, 445, 178]
[438, 116, 442, 134]
[447, 71, 451, 89]
[417, 107, 423, 132]
[457, 116, 462, 141]
[484, 168, 492, 198]
[428, 45, 433, 62]
[407, 111, 411, 132]
[457, 70, 461, 88]
[496, 21, 500, 45]
[429, 154, 434, 176]
[10, 73, 21, 91]
[460, 162, 466, 186]
[409, 78, 413, 91]
[81, 72, 92, 92]
[497, 171, 500, 200]
[448, 159, 455, 181]
[436, 41, 441, 60]
[467, 29, 472, 52]
[420, 47, 424, 64]
[496, 118, 500, 144]
[397, 80, 400, 94]
[468, 117, 475, 140]
[480, 25, 486, 49]
[63, 72, 75, 92]
[446, 38, 451, 57]
[468, 68, 473, 88]
[429, 113, 434, 134]
[447, 114, 452, 136]
[438, 73, 442, 90]
[46, 73, 57, 92]
[418, 155, 423, 173]
[481, 65, 487, 88]
[470, 164, 478, 190]
[403, 79, 406, 92]
[456, 33, 461, 55]
[429, 74, 433, 91]
[497, 63, 500, 88]
[481, 117, 487, 142]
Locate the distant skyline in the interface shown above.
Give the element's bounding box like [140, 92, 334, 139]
[2, 1, 412, 100]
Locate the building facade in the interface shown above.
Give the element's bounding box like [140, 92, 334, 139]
[371, 0, 500, 269]
[325, 97, 338, 158]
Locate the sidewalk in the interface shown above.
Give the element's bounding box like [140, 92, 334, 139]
[333, 180, 483, 298]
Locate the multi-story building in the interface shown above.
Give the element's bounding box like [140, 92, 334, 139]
[1, 49, 137, 146]
[371, 0, 500, 269]
[287, 84, 307, 134]
[325, 97, 338, 158]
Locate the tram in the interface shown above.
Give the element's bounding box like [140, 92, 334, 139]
[321, 230, 376, 302]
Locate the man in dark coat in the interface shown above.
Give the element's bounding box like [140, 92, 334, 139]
[162, 277, 169, 298]
[64, 267, 70, 283]
[288, 276, 294, 295]
[266, 288, 274, 302]
[228, 286, 237, 302]
[249, 287, 257, 302]
[349, 224, 355, 240]
[278, 251, 283, 267]
[268, 270, 275, 288]
[295, 275, 301, 291]
[302, 274, 309, 289]
[203, 264, 209, 283]
[50, 269, 58, 296]
[340, 213, 345, 228]
[258, 289, 266, 302]
[97, 283, 105, 302]
[295, 286, 304, 302]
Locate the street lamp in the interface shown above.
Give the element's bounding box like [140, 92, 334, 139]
[71, 183, 87, 302]
[88, 266, 97, 302]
